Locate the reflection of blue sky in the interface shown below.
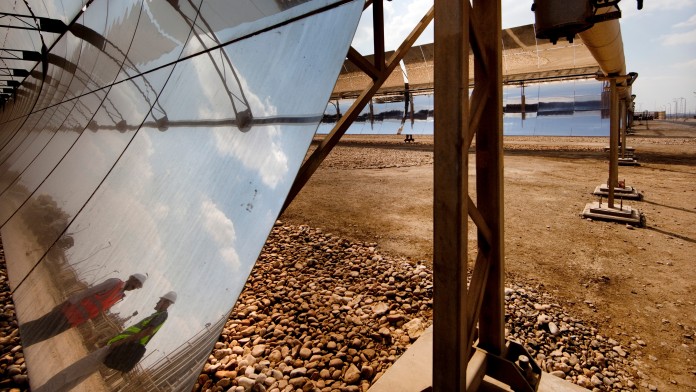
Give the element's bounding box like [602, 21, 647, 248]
[320, 80, 607, 136]
[49, 0, 364, 369]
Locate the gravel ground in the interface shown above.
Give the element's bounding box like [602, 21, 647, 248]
[1, 223, 645, 392]
[0, 241, 27, 392]
[192, 223, 644, 392]
[5, 127, 692, 391]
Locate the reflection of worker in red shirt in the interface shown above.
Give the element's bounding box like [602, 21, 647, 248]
[20, 274, 146, 347]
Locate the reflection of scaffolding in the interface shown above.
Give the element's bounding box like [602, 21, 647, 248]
[106, 313, 228, 392]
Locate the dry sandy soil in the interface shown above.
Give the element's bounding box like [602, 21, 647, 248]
[280, 120, 696, 391]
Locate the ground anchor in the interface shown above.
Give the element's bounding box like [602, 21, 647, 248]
[592, 183, 643, 200]
[581, 201, 645, 226]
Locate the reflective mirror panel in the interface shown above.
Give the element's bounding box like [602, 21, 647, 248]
[319, 79, 609, 136]
[0, 1, 363, 391]
[503, 79, 609, 136]
[0, 92, 107, 224]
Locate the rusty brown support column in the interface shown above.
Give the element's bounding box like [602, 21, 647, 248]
[373, 0, 385, 71]
[620, 98, 627, 159]
[433, 0, 469, 389]
[472, 0, 505, 355]
[608, 78, 618, 207]
[347, 47, 381, 80]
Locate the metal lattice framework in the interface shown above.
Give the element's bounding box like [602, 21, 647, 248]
[283, 0, 544, 390]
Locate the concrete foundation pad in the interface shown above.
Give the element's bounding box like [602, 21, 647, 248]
[582, 202, 644, 226]
[593, 184, 643, 200]
[603, 145, 635, 152]
[367, 326, 589, 392]
[618, 158, 640, 166]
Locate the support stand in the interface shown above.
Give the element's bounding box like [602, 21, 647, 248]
[593, 183, 642, 200]
[583, 76, 644, 226]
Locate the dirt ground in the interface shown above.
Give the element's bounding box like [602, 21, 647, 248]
[280, 120, 696, 391]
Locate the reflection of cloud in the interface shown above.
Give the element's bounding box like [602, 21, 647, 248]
[201, 197, 240, 270]
[152, 203, 170, 220]
[193, 52, 289, 188]
[675, 14, 696, 28]
[660, 29, 696, 45]
[212, 125, 288, 188]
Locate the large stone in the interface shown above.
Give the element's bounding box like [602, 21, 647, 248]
[344, 364, 361, 384]
[403, 318, 425, 340]
[372, 302, 389, 316]
[299, 347, 312, 359]
[237, 376, 256, 390]
[252, 345, 266, 358]
[290, 367, 308, 378]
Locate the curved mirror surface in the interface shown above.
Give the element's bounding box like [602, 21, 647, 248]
[319, 79, 609, 136]
[0, 91, 107, 224]
[0, 1, 363, 391]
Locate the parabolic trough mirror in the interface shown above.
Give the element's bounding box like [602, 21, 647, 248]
[0, 0, 364, 391]
[318, 78, 610, 136]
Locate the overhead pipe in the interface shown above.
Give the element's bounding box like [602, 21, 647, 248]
[532, 1, 640, 99]
[578, 6, 626, 77]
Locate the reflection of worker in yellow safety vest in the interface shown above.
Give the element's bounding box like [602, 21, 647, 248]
[107, 296, 171, 347]
[34, 292, 176, 392]
[21, 274, 147, 347]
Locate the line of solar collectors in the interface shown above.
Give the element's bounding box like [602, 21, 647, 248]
[0, 0, 363, 391]
[318, 78, 610, 136]
[320, 22, 609, 137]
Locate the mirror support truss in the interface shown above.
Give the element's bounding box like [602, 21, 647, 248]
[434, 0, 540, 390]
[280, 0, 542, 390]
[280, 1, 434, 215]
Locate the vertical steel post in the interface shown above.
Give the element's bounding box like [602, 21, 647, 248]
[620, 99, 627, 159]
[472, 0, 505, 356]
[608, 78, 618, 208]
[373, 0, 385, 71]
[433, 0, 469, 389]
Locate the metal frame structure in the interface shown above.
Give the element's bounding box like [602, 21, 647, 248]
[282, 0, 540, 390]
[281, 2, 434, 214]
[433, 0, 540, 390]
[586, 72, 643, 224]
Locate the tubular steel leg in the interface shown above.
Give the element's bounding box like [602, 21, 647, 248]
[620, 99, 627, 159]
[608, 78, 618, 208]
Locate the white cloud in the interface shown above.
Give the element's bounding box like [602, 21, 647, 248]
[659, 0, 696, 10]
[660, 28, 696, 45]
[352, 0, 434, 53]
[672, 58, 696, 68]
[502, 1, 535, 28]
[201, 197, 241, 271]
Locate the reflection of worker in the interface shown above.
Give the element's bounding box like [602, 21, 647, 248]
[21, 274, 147, 347]
[34, 292, 176, 392]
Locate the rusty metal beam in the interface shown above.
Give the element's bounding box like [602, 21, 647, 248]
[467, 197, 491, 247]
[280, 5, 434, 215]
[467, 86, 486, 149]
[608, 78, 618, 207]
[433, 0, 470, 389]
[466, 251, 489, 350]
[465, 350, 488, 391]
[373, 0, 385, 71]
[620, 98, 627, 158]
[472, 0, 505, 356]
[347, 47, 381, 80]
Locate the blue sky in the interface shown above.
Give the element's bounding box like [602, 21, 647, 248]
[351, 0, 696, 114]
